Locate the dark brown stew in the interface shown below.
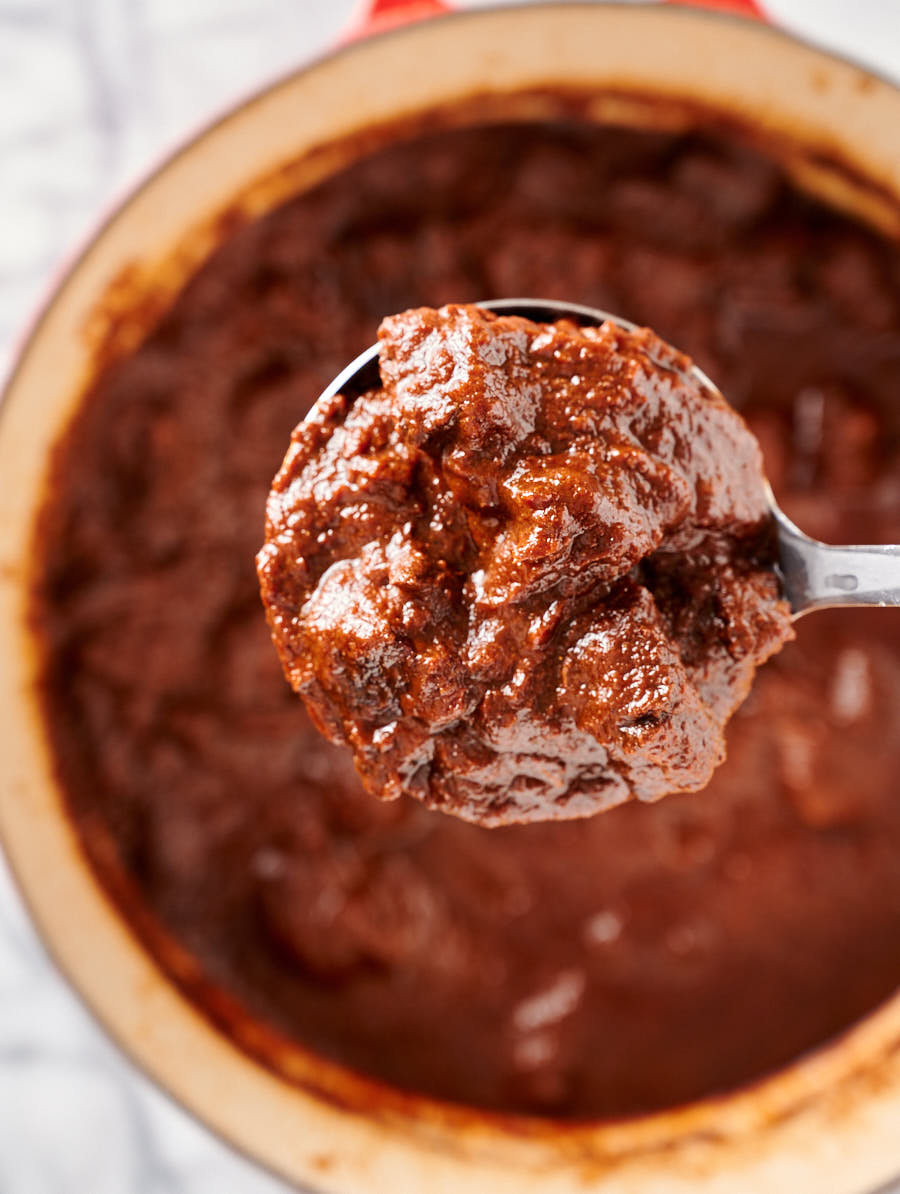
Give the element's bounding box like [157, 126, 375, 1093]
[259, 304, 791, 825]
[33, 118, 900, 1117]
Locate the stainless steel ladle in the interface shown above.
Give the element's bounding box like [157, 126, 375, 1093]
[314, 298, 900, 620]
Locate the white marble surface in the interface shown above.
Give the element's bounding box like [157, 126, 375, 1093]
[1, 2, 900, 1192]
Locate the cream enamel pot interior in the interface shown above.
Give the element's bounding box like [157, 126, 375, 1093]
[2, 4, 900, 1192]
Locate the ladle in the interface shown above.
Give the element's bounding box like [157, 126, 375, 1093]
[313, 298, 900, 619]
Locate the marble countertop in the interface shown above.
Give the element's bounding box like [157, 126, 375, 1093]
[1, 2, 899, 1192]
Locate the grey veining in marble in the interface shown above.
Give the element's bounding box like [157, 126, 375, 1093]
[1, 2, 899, 1192]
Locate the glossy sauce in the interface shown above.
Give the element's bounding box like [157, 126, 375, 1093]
[259, 304, 790, 824]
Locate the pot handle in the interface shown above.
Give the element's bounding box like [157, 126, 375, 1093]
[345, 0, 767, 41]
[343, 0, 452, 41]
[665, 0, 766, 17]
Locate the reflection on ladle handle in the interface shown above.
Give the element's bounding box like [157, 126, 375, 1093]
[773, 504, 900, 618]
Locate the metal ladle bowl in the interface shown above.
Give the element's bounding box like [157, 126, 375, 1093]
[312, 298, 900, 619]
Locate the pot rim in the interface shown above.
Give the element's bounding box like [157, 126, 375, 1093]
[3, 5, 900, 1192]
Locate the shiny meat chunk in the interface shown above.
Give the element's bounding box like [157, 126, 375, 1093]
[259, 304, 792, 824]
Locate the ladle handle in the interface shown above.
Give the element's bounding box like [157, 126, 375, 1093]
[774, 507, 900, 618]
